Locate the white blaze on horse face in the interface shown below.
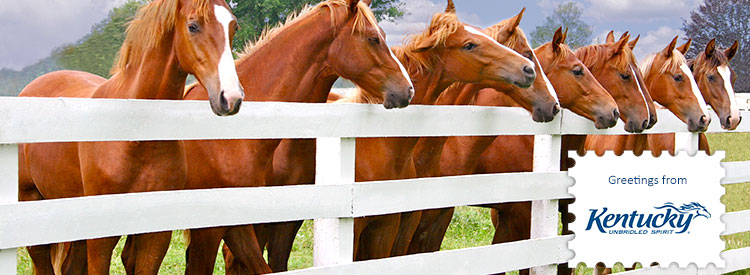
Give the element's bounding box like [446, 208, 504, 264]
[532, 50, 559, 103]
[463, 26, 533, 68]
[630, 65, 650, 120]
[680, 63, 710, 117]
[214, 5, 243, 99]
[375, 27, 413, 100]
[717, 65, 740, 119]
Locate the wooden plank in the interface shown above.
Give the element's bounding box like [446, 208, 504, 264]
[0, 145, 17, 274]
[352, 172, 573, 217]
[0, 185, 351, 249]
[314, 138, 355, 266]
[722, 210, 750, 235]
[722, 161, 750, 185]
[284, 236, 574, 275]
[0, 98, 561, 143]
[531, 135, 562, 275]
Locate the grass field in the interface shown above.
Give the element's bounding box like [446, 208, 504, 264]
[16, 133, 750, 274]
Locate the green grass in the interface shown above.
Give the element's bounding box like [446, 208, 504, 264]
[17, 133, 750, 274]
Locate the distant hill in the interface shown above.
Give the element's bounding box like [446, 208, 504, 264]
[0, 52, 63, 96]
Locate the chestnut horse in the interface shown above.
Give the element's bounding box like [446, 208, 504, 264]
[472, 33, 656, 274]
[585, 36, 712, 156]
[17, 0, 242, 274]
[266, 1, 554, 266]
[406, 26, 619, 257]
[177, 0, 413, 274]
[405, 11, 601, 256]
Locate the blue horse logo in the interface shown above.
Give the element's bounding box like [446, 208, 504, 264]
[654, 202, 711, 219]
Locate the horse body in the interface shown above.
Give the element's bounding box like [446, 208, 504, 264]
[178, 1, 414, 273]
[19, 1, 243, 274]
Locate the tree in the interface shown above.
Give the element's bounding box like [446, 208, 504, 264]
[57, 1, 143, 77]
[530, 2, 593, 49]
[231, 0, 405, 50]
[682, 0, 749, 92]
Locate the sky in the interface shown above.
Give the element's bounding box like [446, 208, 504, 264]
[0, 0, 701, 71]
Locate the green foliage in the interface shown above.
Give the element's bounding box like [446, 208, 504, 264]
[0, 53, 62, 96]
[57, 0, 143, 77]
[230, 0, 405, 50]
[529, 1, 593, 49]
[682, 0, 750, 92]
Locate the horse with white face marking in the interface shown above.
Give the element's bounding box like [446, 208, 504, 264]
[691, 38, 741, 130]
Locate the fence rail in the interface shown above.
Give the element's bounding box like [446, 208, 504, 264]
[0, 97, 748, 274]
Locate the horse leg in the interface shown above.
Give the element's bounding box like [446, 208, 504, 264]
[26, 245, 54, 275]
[357, 214, 400, 260]
[60, 240, 88, 275]
[185, 227, 226, 275]
[390, 211, 421, 256]
[131, 231, 171, 275]
[224, 225, 272, 274]
[121, 235, 136, 274]
[86, 236, 120, 275]
[265, 221, 303, 271]
[422, 207, 454, 252]
[18, 154, 55, 275]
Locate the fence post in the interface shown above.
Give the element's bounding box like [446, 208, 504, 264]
[674, 132, 699, 155]
[313, 138, 355, 266]
[0, 145, 18, 274]
[531, 135, 561, 275]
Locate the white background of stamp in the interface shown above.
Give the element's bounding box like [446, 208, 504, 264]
[569, 151, 725, 267]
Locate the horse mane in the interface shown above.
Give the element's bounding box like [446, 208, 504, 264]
[237, 0, 378, 61]
[536, 42, 572, 67]
[690, 48, 730, 75]
[575, 43, 635, 72]
[640, 50, 688, 76]
[112, 0, 213, 75]
[392, 12, 463, 75]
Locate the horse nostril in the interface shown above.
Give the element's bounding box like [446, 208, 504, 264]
[613, 109, 620, 119]
[552, 104, 561, 116]
[219, 90, 229, 111]
[522, 65, 535, 76]
[700, 115, 709, 125]
[642, 119, 649, 130]
[726, 116, 732, 126]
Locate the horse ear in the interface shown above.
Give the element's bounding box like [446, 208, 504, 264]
[563, 27, 569, 43]
[676, 38, 692, 55]
[552, 27, 564, 53]
[510, 8, 525, 30]
[726, 40, 739, 61]
[445, 0, 456, 13]
[628, 34, 640, 50]
[620, 31, 629, 40]
[611, 34, 629, 55]
[348, 0, 360, 12]
[705, 38, 716, 58]
[663, 36, 679, 58]
[606, 30, 615, 43]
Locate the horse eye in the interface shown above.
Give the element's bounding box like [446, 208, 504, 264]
[572, 68, 584, 76]
[620, 73, 631, 80]
[188, 22, 200, 34]
[524, 51, 534, 61]
[368, 37, 380, 45]
[673, 74, 683, 82]
[463, 42, 477, 51]
[708, 75, 716, 82]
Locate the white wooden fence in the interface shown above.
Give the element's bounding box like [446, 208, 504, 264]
[0, 96, 749, 274]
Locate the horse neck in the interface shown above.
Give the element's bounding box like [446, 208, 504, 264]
[237, 12, 339, 103]
[410, 63, 454, 105]
[98, 33, 186, 99]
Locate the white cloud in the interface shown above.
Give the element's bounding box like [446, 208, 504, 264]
[631, 26, 685, 61]
[380, 0, 481, 46]
[380, 0, 442, 45]
[582, 0, 700, 23]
